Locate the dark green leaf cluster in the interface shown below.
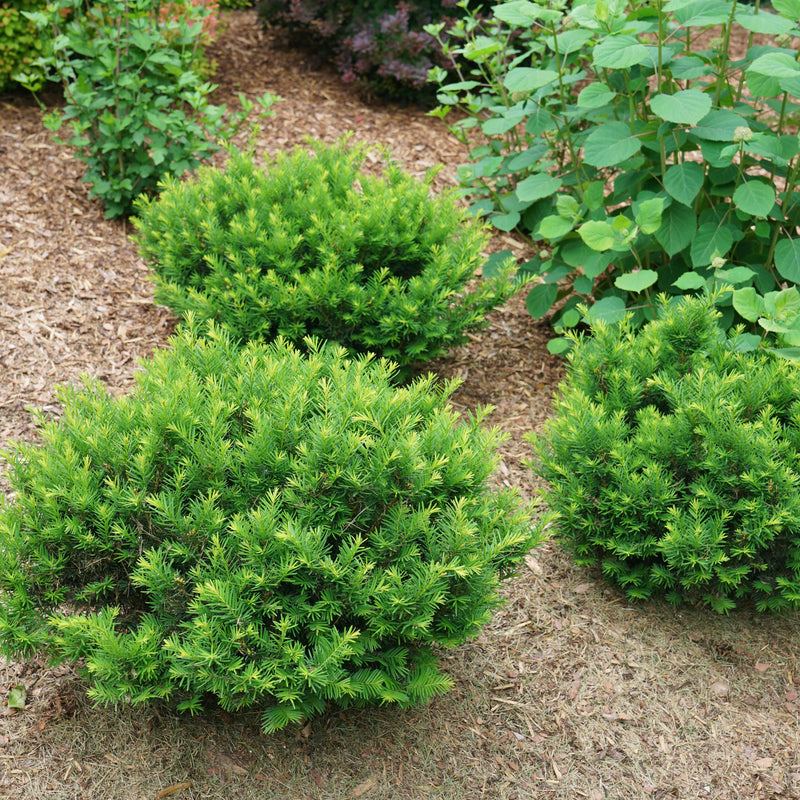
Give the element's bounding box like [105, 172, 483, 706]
[28, 0, 276, 219]
[133, 138, 519, 369]
[0, 321, 538, 731]
[530, 296, 800, 614]
[429, 0, 800, 352]
[0, 1, 48, 91]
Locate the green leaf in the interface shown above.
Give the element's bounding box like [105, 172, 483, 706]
[774, 237, 800, 283]
[733, 180, 776, 218]
[668, 0, 733, 26]
[537, 215, 574, 240]
[577, 83, 616, 109]
[8, 685, 26, 710]
[715, 266, 755, 285]
[615, 270, 658, 293]
[746, 69, 782, 99]
[582, 181, 605, 212]
[578, 220, 616, 251]
[673, 271, 707, 290]
[749, 52, 800, 79]
[483, 250, 515, 279]
[526, 283, 558, 318]
[556, 194, 579, 219]
[516, 173, 562, 203]
[492, 0, 545, 25]
[585, 295, 628, 326]
[654, 203, 697, 256]
[735, 7, 796, 34]
[464, 36, 502, 60]
[650, 89, 712, 126]
[690, 223, 734, 267]
[583, 122, 642, 167]
[690, 110, 749, 142]
[733, 287, 766, 321]
[593, 35, 650, 70]
[490, 211, 521, 232]
[772, 0, 800, 20]
[634, 197, 665, 235]
[547, 336, 572, 355]
[558, 239, 613, 278]
[663, 162, 704, 207]
[503, 68, 559, 93]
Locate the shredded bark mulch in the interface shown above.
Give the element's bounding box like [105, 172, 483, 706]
[0, 11, 798, 800]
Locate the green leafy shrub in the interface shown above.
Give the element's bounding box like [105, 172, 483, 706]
[133, 138, 520, 370]
[27, 0, 277, 218]
[529, 295, 800, 613]
[429, 0, 800, 352]
[0, 321, 538, 732]
[0, 1, 48, 91]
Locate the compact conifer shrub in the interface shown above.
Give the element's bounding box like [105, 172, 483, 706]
[530, 297, 800, 614]
[132, 138, 518, 372]
[0, 321, 538, 731]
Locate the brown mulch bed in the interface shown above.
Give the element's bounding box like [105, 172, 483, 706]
[0, 10, 799, 800]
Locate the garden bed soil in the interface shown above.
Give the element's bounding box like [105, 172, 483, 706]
[0, 10, 798, 800]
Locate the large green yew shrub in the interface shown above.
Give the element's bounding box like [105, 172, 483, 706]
[133, 138, 519, 371]
[0, 322, 538, 732]
[530, 297, 800, 613]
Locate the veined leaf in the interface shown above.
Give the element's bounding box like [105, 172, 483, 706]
[749, 52, 800, 79]
[593, 35, 650, 70]
[583, 122, 642, 167]
[690, 223, 734, 267]
[650, 89, 712, 126]
[654, 203, 697, 256]
[690, 109, 749, 142]
[516, 173, 562, 202]
[578, 220, 616, 251]
[577, 83, 616, 109]
[733, 180, 776, 218]
[735, 7, 796, 34]
[673, 271, 707, 290]
[775, 237, 800, 282]
[663, 162, 704, 206]
[526, 283, 558, 318]
[585, 295, 627, 325]
[615, 269, 658, 293]
[503, 68, 559, 93]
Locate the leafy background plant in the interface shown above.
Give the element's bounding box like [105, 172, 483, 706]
[429, 0, 800, 352]
[259, 0, 464, 103]
[26, 0, 277, 218]
[0, 0, 48, 91]
[133, 136, 521, 371]
[0, 321, 538, 732]
[530, 295, 800, 613]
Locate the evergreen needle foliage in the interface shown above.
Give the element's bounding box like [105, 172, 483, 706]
[530, 297, 800, 614]
[0, 321, 538, 732]
[132, 137, 519, 372]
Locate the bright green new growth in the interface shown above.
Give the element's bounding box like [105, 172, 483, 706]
[530, 296, 800, 614]
[0, 1, 48, 91]
[0, 322, 538, 732]
[133, 138, 519, 370]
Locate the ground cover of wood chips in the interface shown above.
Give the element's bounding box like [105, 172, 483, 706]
[0, 10, 799, 800]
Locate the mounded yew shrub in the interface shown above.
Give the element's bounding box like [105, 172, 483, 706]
[132, 138, 518, 373]
[0, 321, 538, 731]
[530, 297, 800, 613]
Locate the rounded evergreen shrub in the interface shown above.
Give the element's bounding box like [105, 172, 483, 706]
[132, 138, 518, 372]
[0, 321, 538, 732]
[529, 296, 800, 614]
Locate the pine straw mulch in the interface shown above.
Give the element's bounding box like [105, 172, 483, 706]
[0, 10, 799, 800]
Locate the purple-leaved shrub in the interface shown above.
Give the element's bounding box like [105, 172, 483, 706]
[259, 0, 462, 102]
